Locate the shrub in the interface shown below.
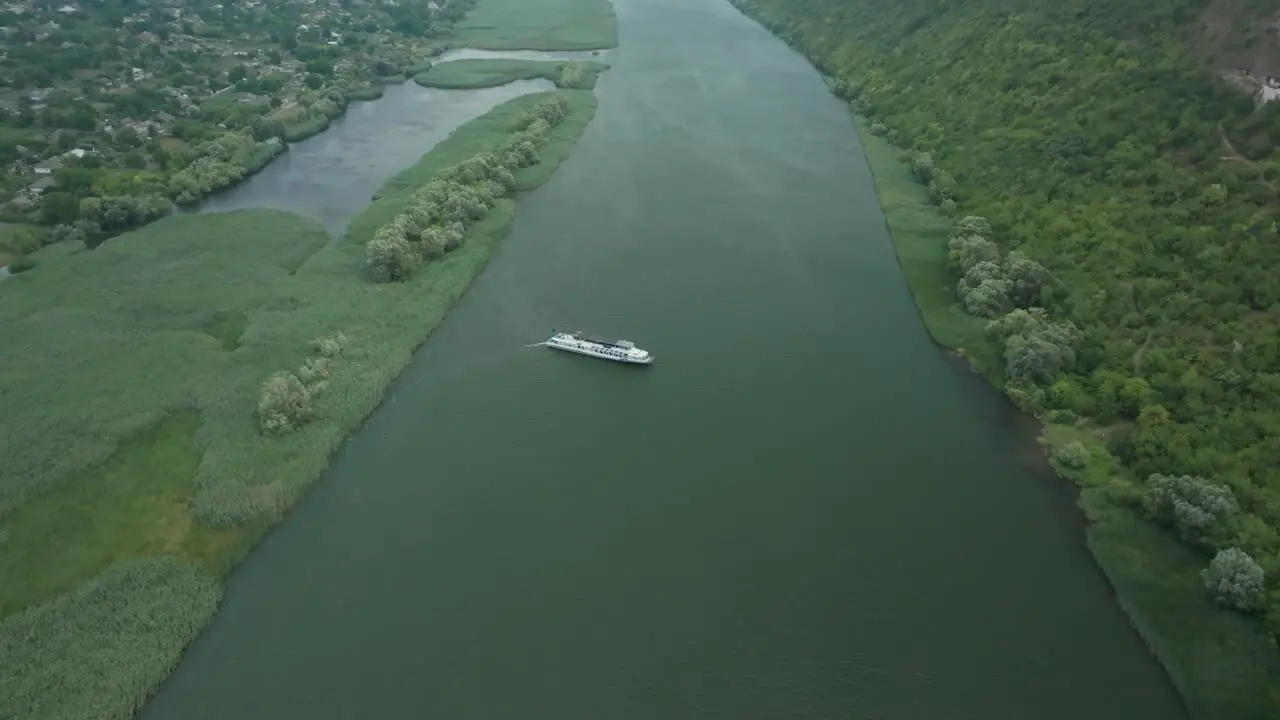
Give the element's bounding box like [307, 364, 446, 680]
[557, 61, 588, 88]
[258, 371, 313, 435]
[366, 227, 420, 282]
[310, 330, 348, 358]
[947, 234, 1000, 273]
[960, 278, 1011, 318]
[1142, 473, 1238, 544]
[953, 215, 993, 240]
[1203, 548, 1265, 612]
[1051, 440, 1089, 470]
[297, 356, 332, 386]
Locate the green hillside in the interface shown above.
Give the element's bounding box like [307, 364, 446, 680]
[731, 0, 1280, 717]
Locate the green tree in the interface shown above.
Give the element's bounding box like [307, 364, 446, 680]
[39, 192, 81, 225]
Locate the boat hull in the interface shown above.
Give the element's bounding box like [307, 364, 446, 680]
[545, 337, 654, 365]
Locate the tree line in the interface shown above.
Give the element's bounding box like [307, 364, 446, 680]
[258, 96, 573, 435]
[365, 96, 570, 283]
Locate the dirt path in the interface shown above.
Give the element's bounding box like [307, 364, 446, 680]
[1219, 120, 1276, 190]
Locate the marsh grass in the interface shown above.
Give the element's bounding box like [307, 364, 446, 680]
[850, 113, 1001, 378]
[0, 557, 222, 720]
[1038, 421, 1280, 718]
[1086, 504, 1280, 719]
[450, 0, 617, 50]
[0, 89, 599, 720]
[0, 211, 330, 514]
[201, 311, 249, 350]
[413, 59, 607, 90]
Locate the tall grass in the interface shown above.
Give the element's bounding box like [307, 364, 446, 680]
[850, 112, 1002, 378]
[449, 0, 617, 50]
[1038, 420, 1280, 717]
[0, 557, 222, 720]
[413, 59, 608, 89]
[0, 89, 599, 720]
[0, 212, 330, 513]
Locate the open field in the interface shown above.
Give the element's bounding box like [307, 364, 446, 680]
[0, 88, 600, 720]
[449, 0, 617, 50]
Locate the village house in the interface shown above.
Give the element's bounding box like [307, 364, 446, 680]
[31, 148, 86, 176]
[1262, 75, 1280, 104]
[32, 156, 62, 175]
[28, 174, 54, 194]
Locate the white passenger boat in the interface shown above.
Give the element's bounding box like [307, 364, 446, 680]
[544, 330, 654, 365]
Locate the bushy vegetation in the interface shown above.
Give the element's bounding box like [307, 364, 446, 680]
[1205, 548, 1267, 612]
[275, 91, 350, 143]
[78, 194, 174, 232]
[412, 59, 606, 90]
[365, 96, 568, 282]
[166, 132, 286, 205]
[0, 87, 599, 720]
[0, 223, 45, 266]
[731, 0, 1280, 715]
[556, 61, 593, 89]
[259, 331, 348, 435]
[1050, 439, 1090, 472]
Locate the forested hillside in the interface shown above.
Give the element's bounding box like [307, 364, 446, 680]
[730, 0, 1280, 716]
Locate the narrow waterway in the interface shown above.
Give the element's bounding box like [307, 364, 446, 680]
[142, 0, 1188, 717]
[184, 80, 553, 236]
[432, 47, 609, 62]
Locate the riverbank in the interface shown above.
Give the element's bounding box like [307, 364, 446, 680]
[413, 59, 609, 90]
[848, 104, 1280, 719]
[0, 87, 599, 720]
[737, 10, 1280, 720]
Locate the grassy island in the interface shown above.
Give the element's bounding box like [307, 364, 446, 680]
[413, 58, 609, 90]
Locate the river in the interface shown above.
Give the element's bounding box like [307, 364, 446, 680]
[141, 0, 1188, 717]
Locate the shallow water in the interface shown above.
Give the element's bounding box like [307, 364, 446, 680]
[184, 80, 554, 236]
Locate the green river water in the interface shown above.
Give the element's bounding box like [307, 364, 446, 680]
[141, 0, 1188, 717]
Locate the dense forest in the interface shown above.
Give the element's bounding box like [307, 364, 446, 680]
[730, 0, 1280, 712]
